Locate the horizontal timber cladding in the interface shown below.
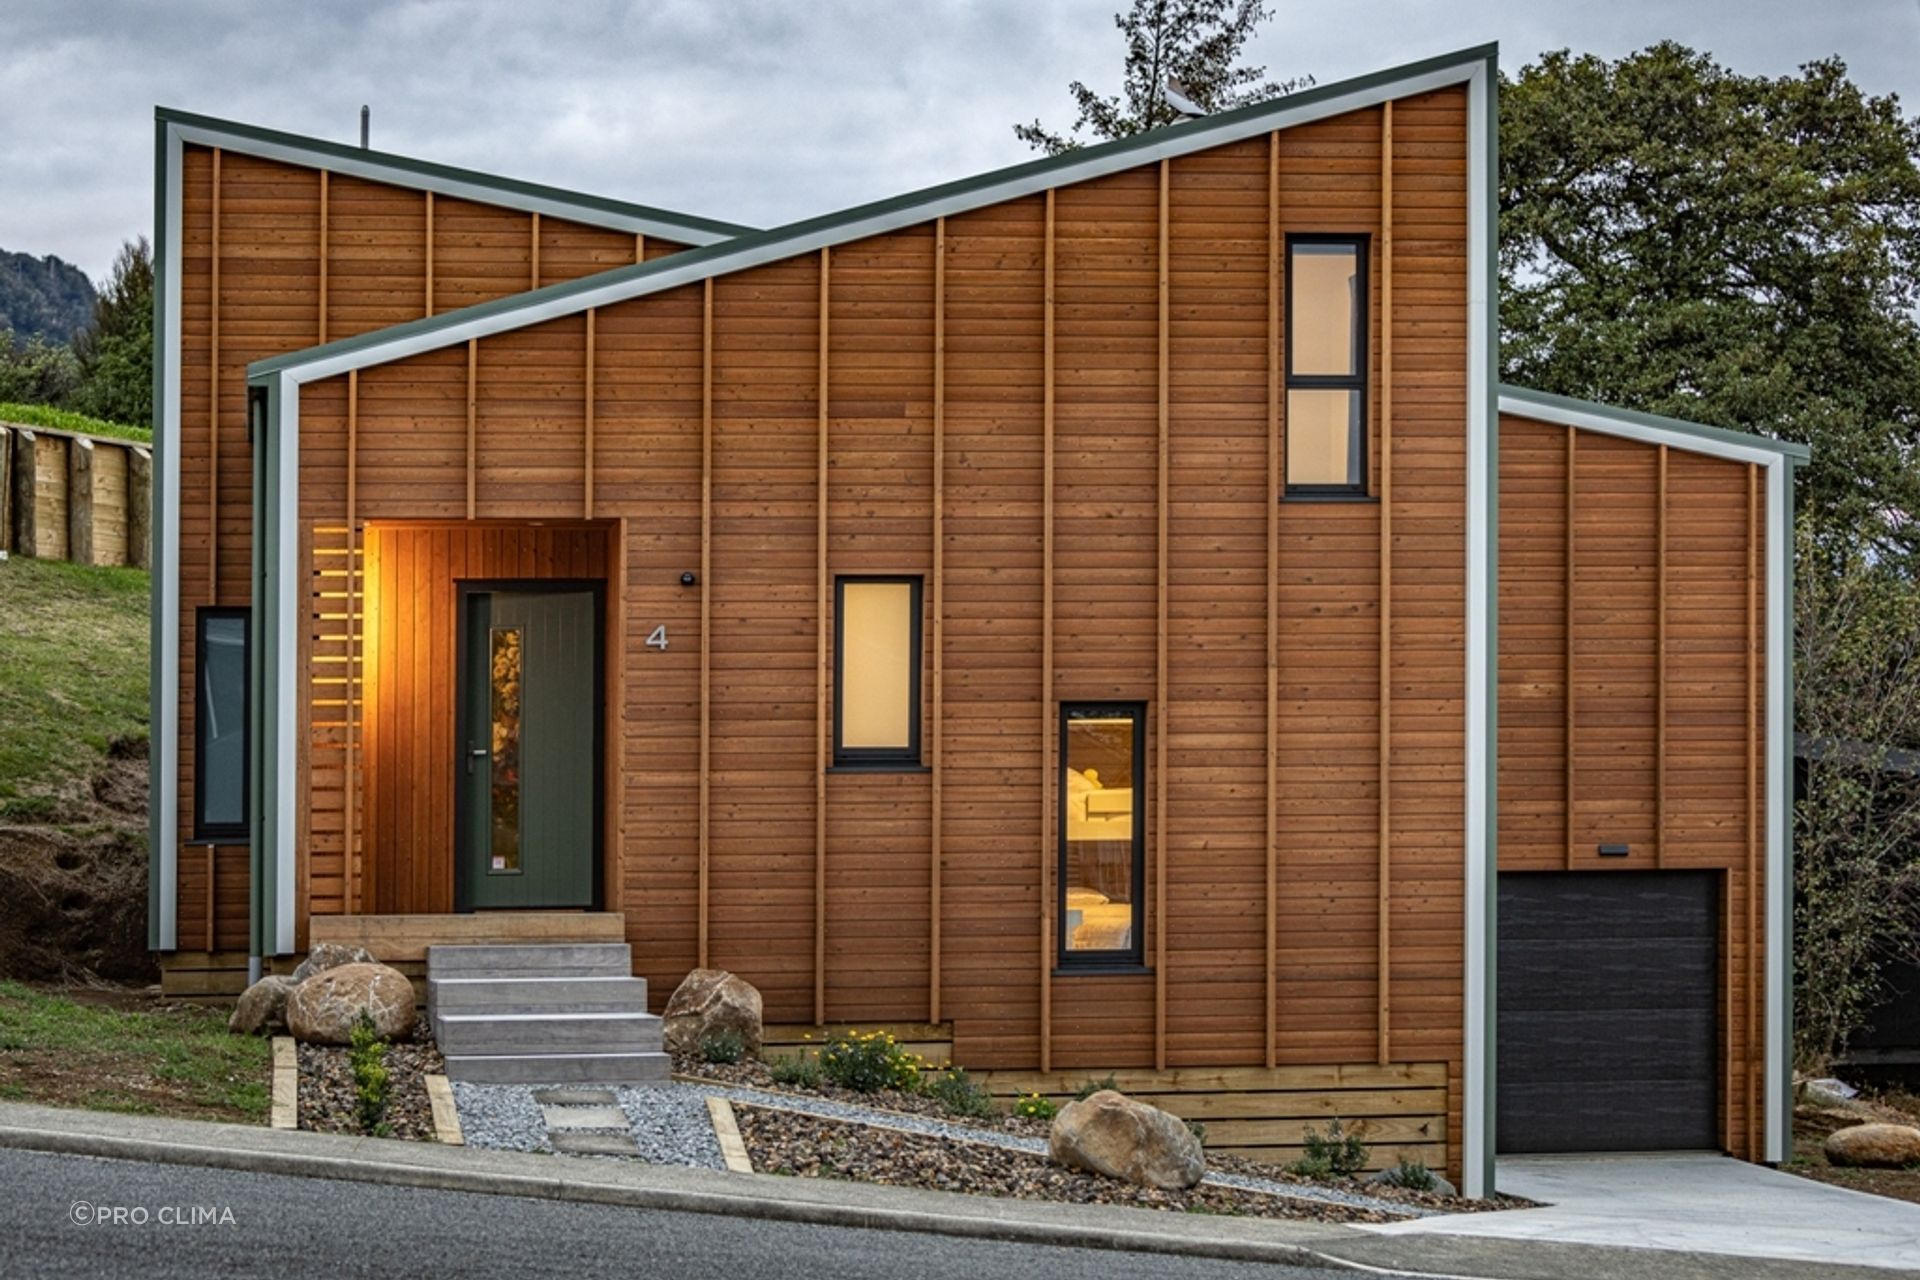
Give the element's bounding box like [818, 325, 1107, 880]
[173, 140, 688, 953]
[289, 90, 1471, 1162]
[1496, 411, 1769, 1159]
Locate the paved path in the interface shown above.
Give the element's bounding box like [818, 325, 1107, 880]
[0, 1147, 1375, 1280]
[1362, 1152, 1920, 1273]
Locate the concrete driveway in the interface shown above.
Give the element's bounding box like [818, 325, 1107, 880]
[1362, 1153, 1920, 1272]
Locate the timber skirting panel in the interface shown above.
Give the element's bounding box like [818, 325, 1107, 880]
[981, 1062, 1447, 1172]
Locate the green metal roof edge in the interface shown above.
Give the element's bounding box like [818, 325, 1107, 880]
[250, 42, 1497, 380]
[156, 105, 756, 239]
[1499, 383, 1811, 463]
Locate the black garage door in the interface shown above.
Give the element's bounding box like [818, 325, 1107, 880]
[1498, 871, 1719, 1153]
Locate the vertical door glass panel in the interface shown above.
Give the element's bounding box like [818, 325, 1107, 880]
[1286, 388, 1362, 488]
[199, 614, 247, 831]
[1290, 242, 1360, 375]
[489, 626, 523, 873]
[1063, 713, 1138, 955]
[841, 580, 914, 750]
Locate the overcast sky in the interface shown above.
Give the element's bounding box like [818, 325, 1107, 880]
[5, 0, 1918, 283]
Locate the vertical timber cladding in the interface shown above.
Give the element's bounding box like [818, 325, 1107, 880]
[292, 91, 1472, 1109]
[1496, 412, 1769, 1158]
[173, 136, 688, 948]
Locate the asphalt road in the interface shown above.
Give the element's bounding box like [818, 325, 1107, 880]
[0, 1147, 1389, 1280]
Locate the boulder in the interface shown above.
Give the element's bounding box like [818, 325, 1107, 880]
[228, 975, 296, 1036]
[286, 962, 416, 1045]
[1049, 1089, 1205, 1190]
[292, 942, 376, 983]
[1824, 1123, 1920, 1169]
[662, 968, 763, 1058]
[1366, 1165, 1457, 1197]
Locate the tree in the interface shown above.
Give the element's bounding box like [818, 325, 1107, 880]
[1500, 45, 1920, 572]
[1014, 0, 1309, 155]
[1792, 520, 1920, 1070]
[71, 237, 153, 429]
[0, 330, 81, 406]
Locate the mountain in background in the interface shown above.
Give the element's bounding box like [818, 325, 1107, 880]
[0, 249, 96, 344]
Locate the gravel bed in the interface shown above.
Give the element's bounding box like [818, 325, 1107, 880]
[450, 1081, 552, 1153]
[298, 1040, 444, 1141]
[616, 1084, 725, 1169]
[680, 1056, 1049, 1138]
[734, 1105, 1410, 1224]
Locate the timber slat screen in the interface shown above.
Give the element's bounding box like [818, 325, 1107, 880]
[169, 143, 692, 956]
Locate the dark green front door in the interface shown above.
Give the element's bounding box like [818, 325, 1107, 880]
[458, 587, 599, 910]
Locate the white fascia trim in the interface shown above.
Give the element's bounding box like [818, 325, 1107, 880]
[270, 60, 1482, 386]
[1461, 58, 1493, 1201]
[1496, 394, 1791, 468]
[167, 122, 737, 246]
[155, 124, 185, 951]
[1499, 391, 1793, 1164]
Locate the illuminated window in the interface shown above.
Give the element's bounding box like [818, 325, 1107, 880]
[833, 577, 922, 767]
[194, 608, 249, 841]
[1058, 703, 1145, 968]
[1285, 235, 1367, 494]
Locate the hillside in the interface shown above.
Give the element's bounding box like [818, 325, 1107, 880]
[0, 249, 95, 344]
[0, 556, 151, 981]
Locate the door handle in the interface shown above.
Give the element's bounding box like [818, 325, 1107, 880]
[467, 746, 489, 775]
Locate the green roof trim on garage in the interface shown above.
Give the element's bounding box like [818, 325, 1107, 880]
[1500, 384, 1810, 464]
[249, 42, 1498, 382]
[156, 106, 754, 244]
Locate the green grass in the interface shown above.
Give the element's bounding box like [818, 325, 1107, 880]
[0, 981, 271, 1122]
[0, 556, 149, 820]
[0, 401, 150, 444]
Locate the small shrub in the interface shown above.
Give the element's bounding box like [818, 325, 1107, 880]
[1184, 1118, 1207, 1146]
[699, 1029, 746, 1065]
[348, 1010, 390, 1135]
[923, 1067, 995, 1119]
[1380, 1156, 1438, 1191]
[1073, 1073, 1120, 1100]
[1288, 1118, 1368, 1179]
[818, 1028, 921, 1093]
[769, 1055, 822, 1089]
[1012, 1091, 1058, 1121]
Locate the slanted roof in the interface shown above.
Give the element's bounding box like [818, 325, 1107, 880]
[250, 42, 1497, 384]
[158, 106, 753, 246]
[1499, 384, 1810, 466]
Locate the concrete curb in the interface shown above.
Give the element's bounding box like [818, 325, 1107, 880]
[0, 1102, 1358, 1270]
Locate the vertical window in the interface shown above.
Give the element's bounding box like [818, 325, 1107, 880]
[488, 625, 523, 873]
[833, 577, 923, 766]
[194, 608, 249, 841]
[1285, 234, 1368, 494]
[1058, 703, 1146, 968]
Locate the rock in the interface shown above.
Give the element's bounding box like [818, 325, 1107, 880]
[1366, 1165, 1457, 1196]
[286, 962, 416, 1045]
[228, 975, 296, 1036]
[1049, 1089, 1205, 1190]
[1824, 1123, 1920, 1169]
[662, 968, 763, 1057]
[291, 942, 376, 982]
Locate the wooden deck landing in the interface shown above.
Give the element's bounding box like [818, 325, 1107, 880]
[307, 912, 627, 963]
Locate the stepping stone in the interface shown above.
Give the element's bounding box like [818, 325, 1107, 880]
[549, 1130, 639, 1156]
[542, 1104, 631, 1131]
[534, 1087, 618, 1106]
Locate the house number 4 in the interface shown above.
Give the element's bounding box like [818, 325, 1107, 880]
[646, 625, 669, 651]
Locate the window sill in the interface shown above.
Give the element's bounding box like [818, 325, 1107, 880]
[1052, 964, 1153, 977]
[826, 763, 931, 775]
[190, 835, 250, 848]
[1281, 492, 1379, 504]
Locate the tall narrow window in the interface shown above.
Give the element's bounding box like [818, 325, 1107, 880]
[1058, 703, 1146, 968]
[194, 608, 249, 841]
[833, 577, 923, 767]
[1285, 234, 1368, 494]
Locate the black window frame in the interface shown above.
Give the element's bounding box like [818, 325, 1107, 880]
[193, 605, 250, 843]
[1056, 701, 1148, 972]
[1283, 232, 1370, 498]
[831, 575, 925, 770]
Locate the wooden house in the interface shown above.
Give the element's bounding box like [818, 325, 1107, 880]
[149, 45, 1804, 1194]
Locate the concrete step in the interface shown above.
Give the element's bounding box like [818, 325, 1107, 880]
[427, 974, 650, 1020]
[434, 1010, 663, 1055]
[441, 1050, 672, 1085]
[426, 942, 632, 979]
